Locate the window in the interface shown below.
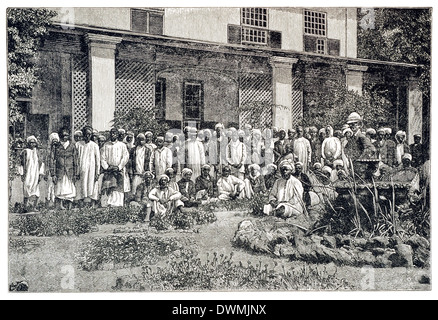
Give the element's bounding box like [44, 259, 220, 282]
[304, 10, 326, 36]
[131, 8, 164, 35]
[316, 39, 326, 54]
[183, 81, 203, 122]
[241, 8, 268, 45]
[155, 78, 166, 120]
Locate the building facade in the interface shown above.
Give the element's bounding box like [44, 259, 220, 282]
[24, 7, 423, 144]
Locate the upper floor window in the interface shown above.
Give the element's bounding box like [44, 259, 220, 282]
[241, 8, 268, 45]
[131, 8, 164, 35]
[304, 10, 326, 36]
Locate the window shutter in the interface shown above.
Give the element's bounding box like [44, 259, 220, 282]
[131, 9, 148, 33]
[149, 12, 164, 35]
[304, 35, 317, 53]
[268, 31, 282, 49]
[328, 39, 340, 56]
[228, 24, 242, 44]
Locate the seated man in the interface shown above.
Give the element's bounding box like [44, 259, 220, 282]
[265, 160, 304, 219]
[195, 164, 218, 202]
[264, 163, 281, 191]
[177, 168, 200, 207]
[390, 153, 420, 193]
[165, 167, 179, 192]
[293, 162, 312, 208]
[140, 171, 156, 221]
[217, 166, 245, 200]
[148, 174, 184, 218]
[244, 164, 267, 199]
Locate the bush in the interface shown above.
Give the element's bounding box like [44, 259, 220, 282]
[150, 205, 217, 231]
[113, 251, 354, 291]
[9, 206, 146, 237]
[76, 234, 194, 271]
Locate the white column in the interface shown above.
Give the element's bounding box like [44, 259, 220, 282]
[270, 56, 298, 129]
[86, 33, 122, 131]
[346, 64, 368, 95]
[408, 78, 423, 144]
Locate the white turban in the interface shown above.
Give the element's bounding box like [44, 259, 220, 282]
[181, 168, 193, 176]
[26, 135, 37, 144]
[49, 133, 60, 144]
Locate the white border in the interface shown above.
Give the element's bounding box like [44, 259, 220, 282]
[1, 0, 437, 301]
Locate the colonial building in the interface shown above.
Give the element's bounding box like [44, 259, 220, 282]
[23, 7, 423, 144]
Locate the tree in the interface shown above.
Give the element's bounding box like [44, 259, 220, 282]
[357, 8, 431, 95]
[303, 79, 393, 130]
[8, 8, 57, 182]
[112, 107, 170, 137]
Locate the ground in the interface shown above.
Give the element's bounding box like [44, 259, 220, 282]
[8, 209, 430, 293]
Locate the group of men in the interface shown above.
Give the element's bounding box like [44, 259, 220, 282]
[18, 112, 428, 220]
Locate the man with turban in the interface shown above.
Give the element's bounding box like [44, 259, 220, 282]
[395, 130, 410, 166]
[244, 164, 267, 199]
[195, 164, 217, 202]
[100, 128, 129, 207]
[130, 133, 153, 200]
[321, 125, 342, 167]
[226, 127, 247, 180]
[217, 166, 245, 200]
[76, 126, 101, 208]
[184, 127, 206, 179]
[151, 136, 173, 180]
[45, 133, 60, 208]
[293, 126, 312, 173]
[20, 136, 45, 212]
[265, 159, 304, 219]
[148, 174, 184, 218]
[177, 168, 199, 207]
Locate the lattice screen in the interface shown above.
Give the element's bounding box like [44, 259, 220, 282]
[239, 73, 272, 129]
[291, 76, 303, 127]
[72, 55, 89, 132]
[115, 60, 155, 116]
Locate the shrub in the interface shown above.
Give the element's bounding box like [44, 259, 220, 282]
[150, 205, 217, 231]
[76, 234, 194, 271]
[113, 251, 354, 291]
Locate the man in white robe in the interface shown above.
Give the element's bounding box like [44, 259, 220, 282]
[293, 126, 312, 173]
[321, 125, 342, 167]
[100, 128, 129, 207]
[151, 136, 173, 180]
[226, 128, 247, 180]
[130, 133, 153, 199]
[217, 166, 245, 200]
[76, 126, 100, 207]
[184, 127, 205, 179]
[265, 159, 304, 219]
[148, 175, 184, 218]
[20, 136, 45, 212]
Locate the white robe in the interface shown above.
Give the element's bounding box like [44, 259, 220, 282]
[322, 137, 342, 163]
[294, 137, 312, 173]
[21, 148, 44, 198]
[100, 141, 129, 206]
[267, 176, 304, 217]
[185, 139, 205, 179]
[226, 140, 247, 179]
[76, 140, 100, 200]
[148, 186, 183, 217]
[152, 147, 173, 180]
[217, 175, 245, 200]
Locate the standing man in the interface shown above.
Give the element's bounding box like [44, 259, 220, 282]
[130, 133, 153, 201]
[410, 134, 425, 168]
[76, 126, 100, 208]
[395, 130, 410, 167]
[100, 128, 129, 207]
[145, 131, 157, 153]
[214, 123, 227, 178]
[152, 136, 173, 180]
[273, 129, 288, 165]
[293, 126, 312, 173]
[20, 136, 45, 212]
[52, 128, 78, 210]
[321, 125, 342, 167]
[226, 128, 247, 180]
[184, 127, 205, 179]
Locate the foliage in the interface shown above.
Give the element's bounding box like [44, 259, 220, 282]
[112, 107, 170, 137]
[9, 206, 146, 237]
[302, 79, 393, 130]
[9, 237, 46, 254]
[77, 234, 193, 271]
[8, 8, 57, 181]
[357, 8, 431, 96]
[113, 251, 354, 291]
[150, 205, 217, 231]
